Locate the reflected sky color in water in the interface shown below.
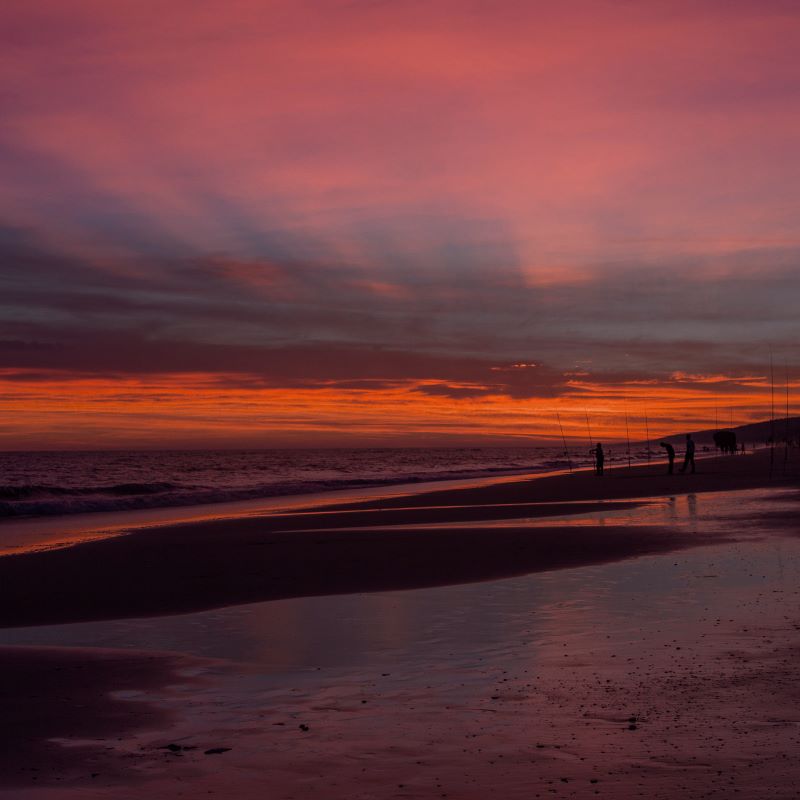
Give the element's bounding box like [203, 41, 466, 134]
[1, 488, 796, 674]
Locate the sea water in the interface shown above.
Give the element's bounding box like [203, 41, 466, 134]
[0, 446, 626, 518]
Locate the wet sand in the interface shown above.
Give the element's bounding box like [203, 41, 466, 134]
[0, 512, 699, 629]
[0, 647, 200, 791]
[1, 449, 799, 798]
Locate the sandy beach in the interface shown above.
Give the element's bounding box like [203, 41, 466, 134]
[1, 448, 799, 798]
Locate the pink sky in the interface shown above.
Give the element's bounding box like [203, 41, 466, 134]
[1, 1, 798, 446]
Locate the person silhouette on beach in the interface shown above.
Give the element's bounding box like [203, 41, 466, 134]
[660, 441, 675, 474]
[679, 434, 695, 474]
[591, 442, 604, 476]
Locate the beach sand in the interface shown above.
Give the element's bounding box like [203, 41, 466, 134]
[1, 448, 799, 798]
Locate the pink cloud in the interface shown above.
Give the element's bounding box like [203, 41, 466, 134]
[3, 0, 800, 273]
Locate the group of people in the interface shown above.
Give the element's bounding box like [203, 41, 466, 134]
[590, 434, 695, 476]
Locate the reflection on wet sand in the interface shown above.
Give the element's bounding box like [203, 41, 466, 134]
[2, 490, 791, 669]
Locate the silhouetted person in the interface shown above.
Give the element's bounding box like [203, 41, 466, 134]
[679, 433, 695, 474]
[591, 442, 604, 476]
[660, 441, 675, 474]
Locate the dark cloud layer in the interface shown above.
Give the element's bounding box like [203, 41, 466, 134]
[1, 221, 798, 402]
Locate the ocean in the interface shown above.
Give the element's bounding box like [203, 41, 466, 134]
[0, 446, 628, 519]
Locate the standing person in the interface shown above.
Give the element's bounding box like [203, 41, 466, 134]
[591, 442, 604, 476]
[679, 433, 695, 474]
[660, 441, 675, 474]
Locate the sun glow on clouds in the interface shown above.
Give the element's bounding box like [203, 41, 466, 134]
[0, 369, 792, 449]
[1, 1, 800, 446]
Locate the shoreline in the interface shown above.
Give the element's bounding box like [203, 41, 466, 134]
[0, 448, 786, 556]
[0, 464, 582, 557]
[0, 449, 796, 629]
[319, 447, 798, 511]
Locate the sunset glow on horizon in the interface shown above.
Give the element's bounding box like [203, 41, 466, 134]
[1, 367, 793, 449]
[2, 0, 799, 448]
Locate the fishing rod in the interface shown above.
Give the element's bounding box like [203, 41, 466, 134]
[584, 408, 593, 449]
[770, 349, 775, 478]
[624, 409, 632, 470]
[785, 360, 790, 470]
[644, 410, 651, 463]
[556, 412, 573, 473]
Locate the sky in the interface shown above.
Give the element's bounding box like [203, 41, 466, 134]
[1, 0, 799, 448]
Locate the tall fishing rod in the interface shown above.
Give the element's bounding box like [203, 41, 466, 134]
[785, 360, 790, 470]
[584, 408, 593, 449]
[786, 361, 791, 435]
[624, 409, 632, 470]
[770, 350, 775, 478]
[644, 410, 651, 463]
[556, 412, 572, 473]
